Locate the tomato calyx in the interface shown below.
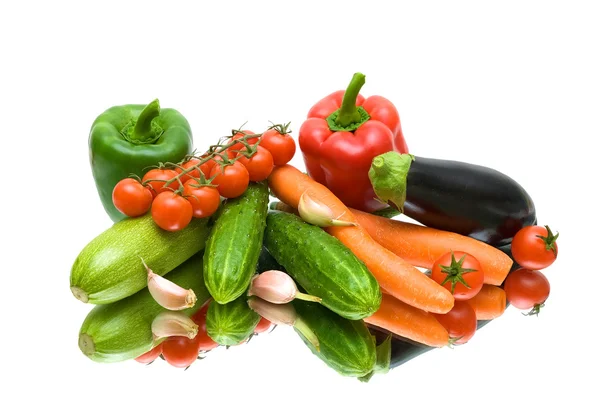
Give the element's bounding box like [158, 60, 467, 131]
[447, 335, 465, 348]
[267, 121, 292, 136]
[536, 225, 559, 256]
[522, 302, 545, 317]
[438, 252, 479, 294]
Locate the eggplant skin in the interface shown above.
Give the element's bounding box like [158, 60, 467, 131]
[404, 157, 536, 247]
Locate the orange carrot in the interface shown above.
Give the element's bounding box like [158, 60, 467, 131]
[268, 165, 454, 314]
[466, 285, 507, 320]
[365, 293, 449, 347]
[351, 209, 513, 285]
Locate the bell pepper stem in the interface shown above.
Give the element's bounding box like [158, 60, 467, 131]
[335, 73, 366, 127]
[131, 99, 162, 142]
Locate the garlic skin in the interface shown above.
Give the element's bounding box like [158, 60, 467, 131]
[248, 271, 321, 304]
[151, 310, 198, 340]
[142, 258, 197, 310]
[298, 191, 357, 227]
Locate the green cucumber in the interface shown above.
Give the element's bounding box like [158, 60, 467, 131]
[294, 301, 376, 378]
[264, 211, 381, 320]
[205, 295, 260, 346]
[70, 214, 211, 304]
[78, 252, 210, 363]
[203, 182, 269, 304]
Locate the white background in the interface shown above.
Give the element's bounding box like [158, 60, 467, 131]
[1, 1, 598, 399]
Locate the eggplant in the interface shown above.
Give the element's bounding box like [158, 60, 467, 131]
[369, 152, 536, 247]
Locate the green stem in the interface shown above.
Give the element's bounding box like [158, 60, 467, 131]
[335, 73, 366, 127]
[131, 99, 162, 142]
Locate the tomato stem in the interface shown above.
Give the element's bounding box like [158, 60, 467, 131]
[536, 225, 559, 256]
[522, 302, 545, 316]
[267, 121, 292, 135]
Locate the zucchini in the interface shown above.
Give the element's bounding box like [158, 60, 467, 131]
[203, 182, 269, 304]
[264, 211, 381, 320]
[205, 295, 260, 346]
[294, 301, 376, 378]
[70, 214, 211, 304]
[78, 252, 210, 363]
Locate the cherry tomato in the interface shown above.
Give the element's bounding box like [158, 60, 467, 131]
[151, 192, 193, 231]
[161, 336, 200, 368]
[210, 161, 250, 198]
[431, 251, 484, 300]
[182, 181, 221, 218]
[134, 343, 163, 364]
[237, 146, 274, 182]
[175, 159, 202, 183]
[511, 225, 559, 270]
[112, 178, 153, 217]
[191, 302, 219, 351]
[260, 127, 296, 166]
[504, 268, 550, 315]
[227, 130, 259, 158]
[142, 169, 179, 197]
[254, 317, 272, 334]
[433, 301, 477, 345]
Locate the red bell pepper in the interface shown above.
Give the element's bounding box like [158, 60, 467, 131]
[298, 72, 409, 212]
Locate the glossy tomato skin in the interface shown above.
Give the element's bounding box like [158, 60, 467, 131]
[254, 317, 272, 334]
[142, 169, 179, 197]
[161, 336, 200, 368]
[227, 130, 259, 158]
[134, 343, 163, 364]
[433, 301, 477, 344]
[210, 161, 250, 198]
[151, 192, 193, 231]
[431, 251, 484, 300]
[511, 226, 558, 270]
[191, 302, 219, 351]
[504, 268, 550, 310]
[237, 146, 274, 182]
[182, 181, 221, 218]
[260, 129, 296, 166]
[112, 178, 153, 217]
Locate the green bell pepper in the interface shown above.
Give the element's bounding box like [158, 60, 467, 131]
[89, 99, 193, 222]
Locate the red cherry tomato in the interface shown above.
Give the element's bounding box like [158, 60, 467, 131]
[504, 268, 550, 315]
[112, 178, 153, 217]
[431, 251, 484, 300]
[134, 343, 163, 364]
[237, 145, 274, 182]
[260, 127, 296, 166]
[142, 169, 179, 197]
[151, 192, 193, 231]
[511, 225, 559, 270]
[161, 336, 200, 368]
[191, 302, 219, 352]
[433, 301, 477, 345]
[227, 130, 259, 158]
[254, 317, 273, 334]
[182, 181, 221, 218]
[175, 159, 203, 183]
[210, 161, 250, 198]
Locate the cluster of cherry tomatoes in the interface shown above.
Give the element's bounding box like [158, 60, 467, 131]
[427, 224, 558, 345]
[135, 301, 274, 369]
[112, 124, 296, 232]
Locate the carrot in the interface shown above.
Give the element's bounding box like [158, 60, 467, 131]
[351, 208, 513, 286]
[466, 285, 507, 320]
[365, 293, 449, 347]
[268, 165, 454, 314]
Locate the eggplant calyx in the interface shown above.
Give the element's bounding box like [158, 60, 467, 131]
[438, 252, 479, 294]
[536, 225, 559, 256]
[368, 152, 414, 213]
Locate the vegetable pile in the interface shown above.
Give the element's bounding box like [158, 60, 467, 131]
[71, 73, 558, 380]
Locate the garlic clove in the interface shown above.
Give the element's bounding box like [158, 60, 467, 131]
[142, 258, 197, 310]
[151, 310, 198, 340]
[248, 271, 321, 304]
[298, 191, 357, 227]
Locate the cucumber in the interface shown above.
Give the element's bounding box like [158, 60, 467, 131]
[294, 301, 376, 378]
[203, 182, 269, 304]
[70, 214, 211, 304]
[264, 211, 381, 320]
[205, 295, 260, 346]
[78, 252, 210, 363]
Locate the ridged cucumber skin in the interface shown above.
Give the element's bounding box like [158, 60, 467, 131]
[264, 211, 382, 320]
[78, 252, 209, 363]
[203, 182, 269, 304]
[205, 295, 260, 346]
[70, 214, 211, 304]
[294, 301, 376, 378]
